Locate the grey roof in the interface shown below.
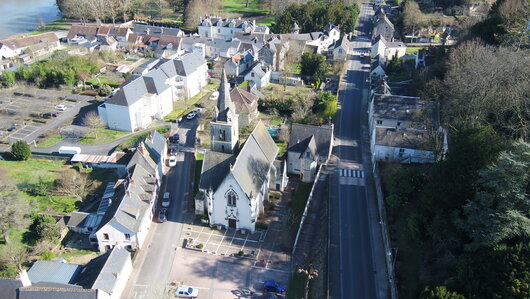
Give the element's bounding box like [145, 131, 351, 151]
[375, 127, 437, 151]
[288, 123, 333, 158]
[372, 34, 388, 46]
[143, 69, 170, 94]
[73, 251, 111, 289]
[132, 24, 183, 36]
[92, 247, 131, 294]
[216, 69, 236, 122]
[28, 261, 81, 285]
[200, 17, 253, 29]
[299, 135, 318, 159]
[145, 130, 167, 161]
[105, 75, 147, 106]
[67, 212, 90, 228]
[332, 35, 349, 50]
[173, 52, 206, 76]
[206, 38, 241, 56]
[199, 151, 235, 192]
[0, 278, 24, 299]
[371, 94, 439, 125]
[18, 284, 98, 299]
[231, 121, 278, 198]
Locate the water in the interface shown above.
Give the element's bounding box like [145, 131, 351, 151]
[0, 0, 61, 39]
[267, 128, 279, 137]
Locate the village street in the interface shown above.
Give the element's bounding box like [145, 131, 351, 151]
[328, 2, 389, 299]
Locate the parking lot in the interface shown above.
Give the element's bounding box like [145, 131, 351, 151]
[181, 225, 264, 258]
[0, 88, 93, 144]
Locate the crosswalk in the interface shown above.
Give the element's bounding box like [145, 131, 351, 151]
[340, 168, 364, 178]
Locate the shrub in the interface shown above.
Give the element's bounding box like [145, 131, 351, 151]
[11, 140, 31, 160]
[28, 214, 60, 244]
[196, 243, 204, 249]
[98, 84, 113, 97]
[1, 72, 15, 87]
[238, 250, 244, 256]
[41, 251, 55, 261]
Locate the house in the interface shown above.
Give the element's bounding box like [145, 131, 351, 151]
[287, 123, 334, 183]
[154, 35, 183, 58]
[371, 35, 406, 62]
[195, 121, 278, 232]
[224, 50, 254, 77]
[243, 62, 271, 88]
[70, 152, 128, 171]
[0, 32, 60, 60]
[258, 39, 288, 72]
[230, 87, 259, 127]
[3, 247, 132, 299]
[198, 16, 268, 39]
[91, 149, 159, 252]
[98, 52, 207, 132]
[372, 14, 394, 41]
[0, 43, 17, 59]
[132, 24, 184, 37]
[67, 211, 104, 235]
[368, 93, 447, 164]
[370, 55, 386, 80]
[330, 35, 350, 61]
[144, 130, 168, 178]
[205, 38, 241, 58]
[67, 25, 99, 44]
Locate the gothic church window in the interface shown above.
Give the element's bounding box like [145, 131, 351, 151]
[227, 190, 237, 206]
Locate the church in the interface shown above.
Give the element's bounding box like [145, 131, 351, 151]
[195, 70, 279, 233]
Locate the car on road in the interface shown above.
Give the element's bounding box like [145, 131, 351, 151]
[162, 192, 171, 208]
[169, 145, 178, 155]
[263, 280, 286, 293]
[175, 286, 199, 298]
[55, 104, 67, 111]
[158, 208, 167, 223]
[186, 111, 197, 120]
[171, 134, 180, 143]
[209, 91, 219, 101]
[168, 155, 177, 167]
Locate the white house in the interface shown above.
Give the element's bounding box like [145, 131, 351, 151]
[287, 123, 334, 183]
[98, 52, 207, 132]
[144, 130, 168, 179]
[198, 16, 267, 39]
[243, 62, 271, 88]
[0, 43, 16, 59]
[90, 247, 132, 299]
[196, 121, 278, 233]
[91, 149, 159, 252]
[369, 93, 447, 164]
[371, 55, 386, 80]
[330, 35, 350, 61]
[371, 34, 407, 62]
[0, 32, 60, 60]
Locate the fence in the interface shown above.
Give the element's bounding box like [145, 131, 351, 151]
[373, 161, 398, 299]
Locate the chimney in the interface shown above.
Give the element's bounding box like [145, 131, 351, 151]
[19, 269, 31, 287]
[138, 142, 146, 156]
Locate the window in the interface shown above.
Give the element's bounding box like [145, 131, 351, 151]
[376, 120, 383, 125]
[251, 72, 255, 77]
[306, 151, 310, 158]
[105, 245, 112, 251]
[220, 129, 225, 141]
[103, 233, 109, 240]
[125, 233, 131, 240]
[397, 122, 401, 126]
[218, 29, 220, 33]
[125, 245, 133, 251]
[227, 190, 237, 206]
[399, 148, 405, 153]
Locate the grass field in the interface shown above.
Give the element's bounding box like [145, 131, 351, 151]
[405, 47, 424, 55]
[220, 0, 268, 15]
[87, 76, 121, 88]
[30, 19, 72, 35]
[257, 16, 275, 26]
[0, 159, 66, 185]
[269, 115, 284, 126]
[36, 134, 64, 148]
[78, 128, 130, 145]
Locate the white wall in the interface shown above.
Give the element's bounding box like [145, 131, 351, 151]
[95, 223, 136, 252]
[385, 46, 406, 60]
[104, 104, 134, 132]
[374, 145, 435, 163]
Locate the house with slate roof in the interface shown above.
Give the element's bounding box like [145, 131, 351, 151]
[2, 247, 132, 299]
[229, 87, 259, 127]
[98, 52, 207, 132]
[287, 123, 334, 183]
[368, 93, 447, 163]
[330, 35, 350, 61]
[243, 61, 271, 88]
[372, 14, 395, 41]
[0, 32, 60, 62]
[198, 16, 268, 39]
[90, 148, 159, 252]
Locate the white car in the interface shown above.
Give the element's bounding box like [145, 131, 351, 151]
[162, 192, 171, 208]
[55, 104, 67, 111]
[168, 155, 177, 167]
[209, 91, 219, 101]
[175, 286, 199, 298]
[186, 112, 197, 120]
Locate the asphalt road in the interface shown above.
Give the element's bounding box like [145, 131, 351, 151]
[329, 2, 384, 299]
[127, 118, 198, 298]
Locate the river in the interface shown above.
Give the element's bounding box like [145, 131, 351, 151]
[0, 0, 61, 39]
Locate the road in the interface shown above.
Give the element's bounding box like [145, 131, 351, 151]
[329, 2, 388, 299]
[125, 118, 198, 298]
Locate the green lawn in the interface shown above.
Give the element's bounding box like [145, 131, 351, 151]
[0, 159, 65, 185]
[30, 19, 72, 35]
[23, 193, 80, 214]
[269, 115, 284, 126]
[57, 248, 100, 264]
[405, 47, 424, 56]
[36, 134, 64, 148]
[164, 87, 215, 122]
[117, 126, 170, 151]
[220, 0, 268, 15]
[87, 76, 121, 88]
[276, 142, 287, 158]
[257, 16, 275, 26]
[78, 128, 130, 145]
[291, 183, 313, 220]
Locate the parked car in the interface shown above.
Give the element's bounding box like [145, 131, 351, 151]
[209, 91, 219, 101]
[41, 112, 58, 118]
[162, 192, 171, 208]
[158, 208, 167, 223]
[175, 286, 199, 298]
[168, 155, 177, 167]
[171, 134, 180, 143]
[186, 112, 197, 120]
[7, 123, 18, 132]
[263, 280, 286, 293]
[55, 104, 67, 111]
[169, 145, 178, 155]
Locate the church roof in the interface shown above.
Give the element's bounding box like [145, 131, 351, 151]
[199, 151, 235, 192]
[216, 69, 236, 122]
[231, 121, 278, 198]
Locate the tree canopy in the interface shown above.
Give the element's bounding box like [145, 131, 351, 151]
[11, 141, 31, 161]
[300, 52, 327, 84]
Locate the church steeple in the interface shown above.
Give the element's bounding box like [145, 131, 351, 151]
[216, 69, 235, 122]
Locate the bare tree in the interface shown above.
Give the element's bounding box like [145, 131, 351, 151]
[298, 263, 319, 299]
[82, 111, 104, 139]
[76, 69, 90, 90]
[280, 40, 302, 91]
[0, 184, 29, 244]
[402, 1, 425, 34]
[55, 169, 94, 200]
[0, 242, 29, 271]
[291, 92, 316, 123]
